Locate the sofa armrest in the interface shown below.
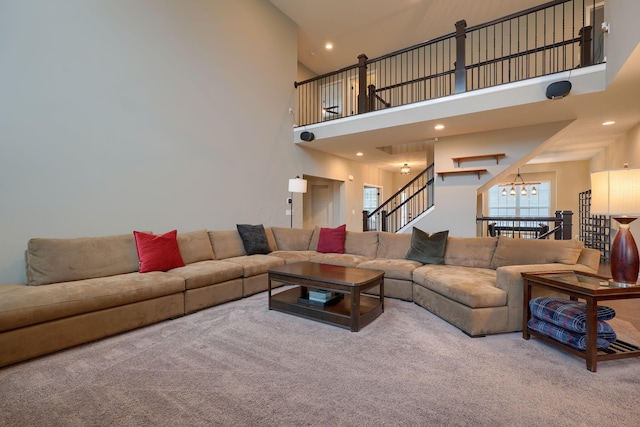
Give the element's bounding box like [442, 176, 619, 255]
[577, 247, 601, 271]
[495, 263, 597, 332]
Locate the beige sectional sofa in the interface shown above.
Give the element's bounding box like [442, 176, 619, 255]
[0, 226, 600, 367]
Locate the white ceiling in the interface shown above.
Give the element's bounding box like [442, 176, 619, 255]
[270, 0, 640, 171]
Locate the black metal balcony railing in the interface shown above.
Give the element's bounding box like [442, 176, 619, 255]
[476, 210, 574, 240]
[295, 0, 603, 127]
[363, 165, 435, 233]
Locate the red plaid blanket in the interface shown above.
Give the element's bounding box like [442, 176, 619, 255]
[529, 297, 615, 333]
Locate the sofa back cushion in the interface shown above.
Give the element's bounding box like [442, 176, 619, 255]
[271, 227, 314, 251]
[177, 229, 214, 264]
[344, 231, 378, 258]
[26, 233, 141, 286]
[208, 230, 245, 259]
[264, 227, 278, 252]
[490, 238, 584, 269]
[376, 232, 411, 259]
[444, 237, 498, 269]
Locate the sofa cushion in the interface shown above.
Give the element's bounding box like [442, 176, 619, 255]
[0, 272, 185, 332]
[444, 237, 498, 269]
[177, 229, 214, 264]
[308, 253, 371, 267]
[264, 227, 278, 252]
[269, 250, 316, 264]
[376, 232, 411, 259]
[223, 255, 285, 277]
[405, 229, 449, 265]
[344, 231, 379, 258]
[490, 238, 584, 269]
[236, 224, 271, 255]
[208, 230, 246, 260]
[317, 224, 346, 253]
[134, 230, 185, 273]
[26, 233, 141, 286]
[358, 258, 422, 281]
[413, 265, 504, 308]
[271, 227, 314, 251]
[167, 260, 243, 290]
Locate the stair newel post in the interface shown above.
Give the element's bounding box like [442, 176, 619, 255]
[368, 84, 376, 112]
[579, 25, 593, 67]
[454, 20, 467, 94]
[357, 54, 369, 114]
[554, 211, 562, 240]
[381, 210, 388, 232]
[362, 210, 370, 232]
[562, 210, 573, 240]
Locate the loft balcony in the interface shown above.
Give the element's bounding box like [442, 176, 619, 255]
[294, 0, 604, 129]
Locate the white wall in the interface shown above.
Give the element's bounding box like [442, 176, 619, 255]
[410, 122, 571, 236]
[519, 160, 591, 221]
[0, 0, 389, 283]
[605, 0, 640, 85]
[590, 122, 640, 248]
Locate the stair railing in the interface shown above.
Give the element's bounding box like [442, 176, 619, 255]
[295, 0, 600, 127]
[363, 164, 435, 232]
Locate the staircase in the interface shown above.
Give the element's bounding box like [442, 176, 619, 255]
[363, 164, 434, 233]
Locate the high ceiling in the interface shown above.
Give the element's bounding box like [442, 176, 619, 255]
[269, 0, 640, 171]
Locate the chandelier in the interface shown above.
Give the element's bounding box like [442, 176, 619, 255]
[501, 169, 537, 197]
[400, 163, 411, 175]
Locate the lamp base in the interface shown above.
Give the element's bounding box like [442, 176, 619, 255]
[610, 217, 639, 286]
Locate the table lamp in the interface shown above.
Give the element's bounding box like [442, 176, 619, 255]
[288, 176, 307, 228]
[590, 167, 640, 286]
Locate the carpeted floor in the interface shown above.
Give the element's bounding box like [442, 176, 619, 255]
[1, 289, 639, 427]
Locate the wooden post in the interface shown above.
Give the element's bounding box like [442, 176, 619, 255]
[362, 210, 369, 232]
[562, 210, 573, 240]
[454, 20, 467, 94]
[368, 84, 376, 112]
[554, 211, 562, 240]
[381, 210, 388, 232]
[357, 54, 368, 114]
[579, 26, 593, 67]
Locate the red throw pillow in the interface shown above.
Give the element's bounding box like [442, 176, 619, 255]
[133, 230, 185, 273]
[317, 224, 346, 253]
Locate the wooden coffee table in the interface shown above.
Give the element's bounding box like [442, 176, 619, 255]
[522, 270, 640, 372]
[268, 262, 384, 332]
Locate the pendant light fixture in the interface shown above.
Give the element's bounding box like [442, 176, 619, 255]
[502, 169, 534, 197]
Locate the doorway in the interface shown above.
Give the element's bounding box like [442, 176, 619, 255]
[303, 176, 344, 229]
[363, 185, 382, 230]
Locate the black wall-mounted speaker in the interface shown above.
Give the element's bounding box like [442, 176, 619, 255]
[300, 131, 315, 141]
[546, 80, 572, 100]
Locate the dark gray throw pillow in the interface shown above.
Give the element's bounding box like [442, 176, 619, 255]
[405, 228, 449, 264]
[236, 224, 271, 255]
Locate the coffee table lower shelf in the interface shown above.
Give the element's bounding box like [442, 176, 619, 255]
[270, 287, 382, 332]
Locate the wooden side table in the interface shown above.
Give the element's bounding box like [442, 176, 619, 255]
[522, 270, 640, 372]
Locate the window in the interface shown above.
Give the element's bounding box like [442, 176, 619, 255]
[487, 182, 552, 238]
[488, 182, 551, 217]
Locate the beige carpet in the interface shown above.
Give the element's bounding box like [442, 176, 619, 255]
[1, 289, 639, 427]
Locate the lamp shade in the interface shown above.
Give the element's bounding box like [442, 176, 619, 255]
[590, 169, 640, 215]
[288, 177, 307, 193]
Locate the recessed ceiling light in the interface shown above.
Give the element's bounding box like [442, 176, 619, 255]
[325, 43, 333, 50]
[434, 124, 445, 130]
[602, 121, 616, 126]
[356, 152, 363, 156]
